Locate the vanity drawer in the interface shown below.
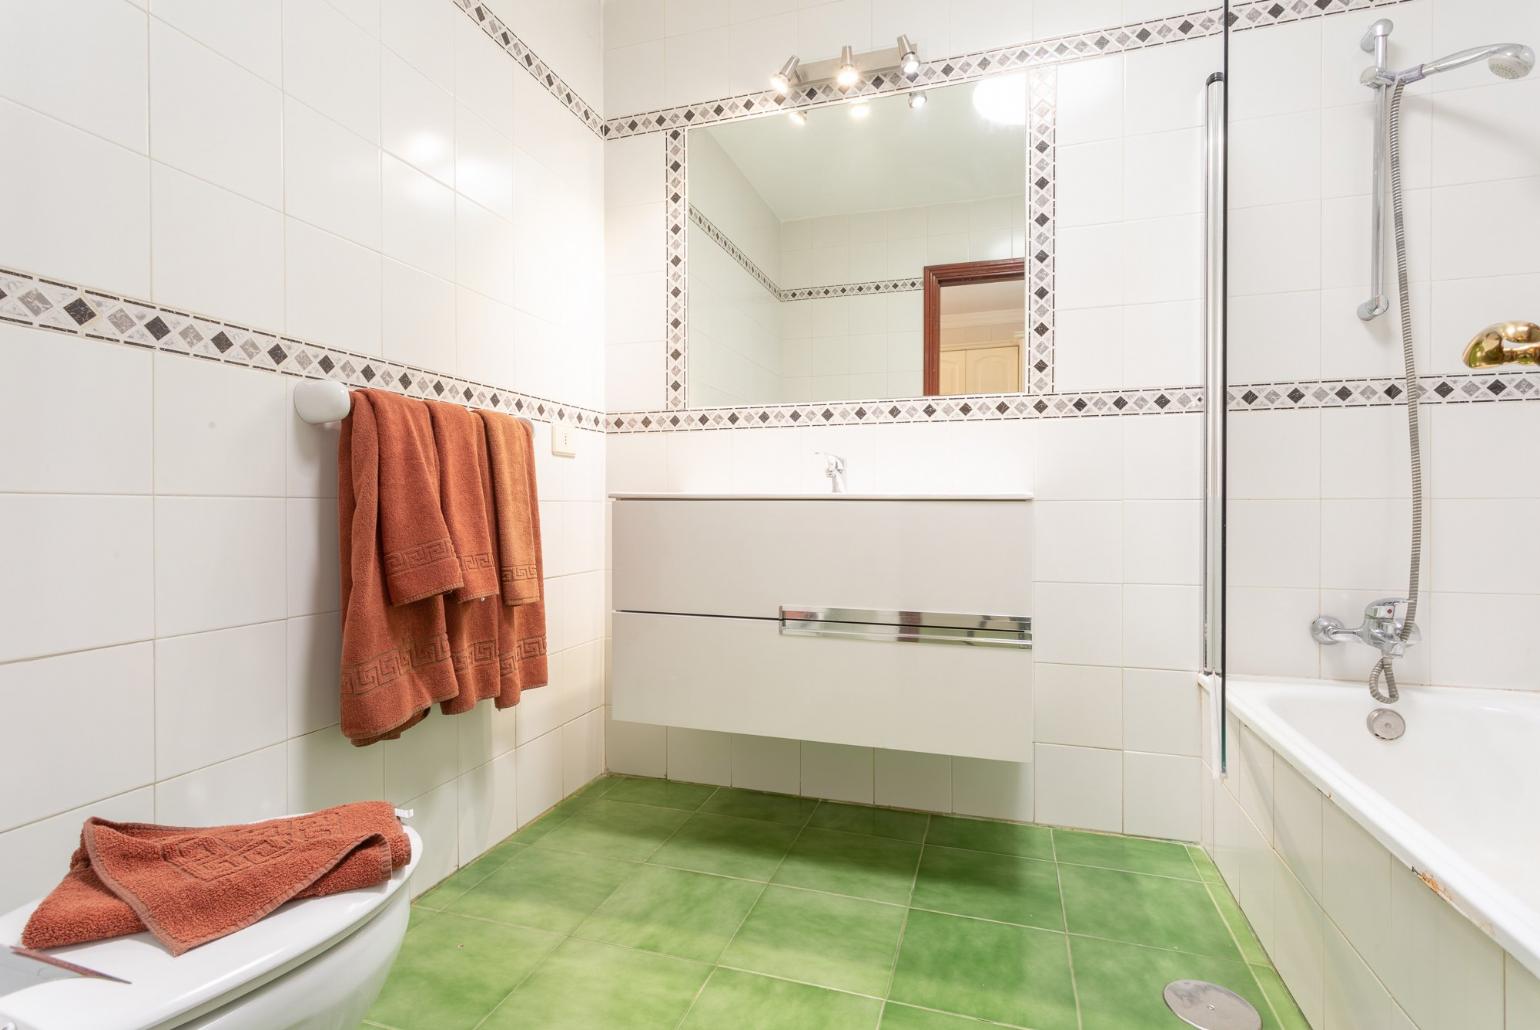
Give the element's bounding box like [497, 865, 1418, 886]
[612, 498, 1032, 619]
[611, 611, 1032, 762]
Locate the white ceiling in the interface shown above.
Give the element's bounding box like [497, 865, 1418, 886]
[941, 279, 1025, 318]
[697, 77, 1027, 223]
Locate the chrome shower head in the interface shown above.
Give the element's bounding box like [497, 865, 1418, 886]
[1414, 42, 1533, 82]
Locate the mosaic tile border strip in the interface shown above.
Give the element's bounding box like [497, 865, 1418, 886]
[452, 0, 603, 139]
[611, 385, 1204, 433]
[0, 266, 605, 430]
[665, 130, 689, 408]
[1229, 370, 1540, 411]
[690, 205, 922, 303]
[1027, 66, 1056, 395]
[601, 0, 1410, 140]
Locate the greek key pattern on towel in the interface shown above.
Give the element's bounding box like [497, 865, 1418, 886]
[343, 636, 454, 697]
[501, 635, 548, 677]
[160, 813, 345, 881]
[383, 538, 457, 577]
[452, 638, 500, 673]
[459, 551, 496, 575]
[502, 564, 540, 585]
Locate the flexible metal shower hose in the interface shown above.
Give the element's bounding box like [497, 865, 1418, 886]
[1369, 78, 1423, 705]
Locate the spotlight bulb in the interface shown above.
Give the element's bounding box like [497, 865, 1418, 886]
[835, 45, 860, 88]
[848, 100, 870, 120]
[908, 91, 927, 109]
[897, 35, 920, 76]
[787, 108, 807, 126]
[770, 56, 799, 95]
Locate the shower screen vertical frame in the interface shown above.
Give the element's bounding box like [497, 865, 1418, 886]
[1202, 64, 1228, 774]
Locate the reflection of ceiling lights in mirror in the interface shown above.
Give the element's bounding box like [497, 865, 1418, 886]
[908, 91, 927, 110]
[848, 100, 871, 120]
[836, 46, 860, 88]
[972, 73, 1027, 125]
[770, 56, 800, 95]
[787, 108, 807, 126]
[897, 35, 920, 76]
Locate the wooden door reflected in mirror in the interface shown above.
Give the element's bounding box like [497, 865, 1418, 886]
[922, 259, 1026, 396]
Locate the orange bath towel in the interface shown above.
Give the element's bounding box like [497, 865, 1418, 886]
[21, 804, 410, 956]
[339, 390, 463, 744]
[478, 411, 549, 705]
[427, 400, 503, 714]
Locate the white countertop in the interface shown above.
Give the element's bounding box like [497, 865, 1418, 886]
[608, 493, 1033, 501]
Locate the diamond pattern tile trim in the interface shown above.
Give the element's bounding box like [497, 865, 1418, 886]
[0, 266, 604, 430]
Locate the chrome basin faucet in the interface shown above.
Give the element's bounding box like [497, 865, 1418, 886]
[1312, 598, 1420, 659]
[816, 451, 847, 494]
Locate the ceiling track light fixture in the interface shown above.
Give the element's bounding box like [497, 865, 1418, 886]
[766, 35, 922, 102]
[908, 90, 927, 110]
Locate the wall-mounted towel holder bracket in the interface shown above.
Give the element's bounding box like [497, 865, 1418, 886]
[294, 379, 352, 424]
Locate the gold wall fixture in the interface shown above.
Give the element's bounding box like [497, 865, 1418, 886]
[1462, 321, 1540, 368]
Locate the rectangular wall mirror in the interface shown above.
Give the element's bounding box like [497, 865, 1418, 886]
[684, 78, 1027, 409]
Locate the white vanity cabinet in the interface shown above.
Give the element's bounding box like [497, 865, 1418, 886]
[609, 494, 1033, 761]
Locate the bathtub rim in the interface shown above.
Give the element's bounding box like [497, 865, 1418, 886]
[1222, 674, 1540, 982]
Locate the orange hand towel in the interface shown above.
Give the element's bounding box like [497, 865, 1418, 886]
[478, 411, 549, 705]
[427, 400, 503, 714]
[338, 391, 462, 744]
[21, 803, 410, 956]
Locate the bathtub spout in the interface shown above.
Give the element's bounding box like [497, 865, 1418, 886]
[1312, 598, 1420, 658]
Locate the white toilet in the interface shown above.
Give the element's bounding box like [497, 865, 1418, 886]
[0, 824, 421, 1030]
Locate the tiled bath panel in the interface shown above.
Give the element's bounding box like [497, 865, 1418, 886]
[366, 774, 1307, 1030]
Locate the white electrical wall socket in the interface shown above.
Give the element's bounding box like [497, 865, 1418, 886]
[552, 424, 577, 458]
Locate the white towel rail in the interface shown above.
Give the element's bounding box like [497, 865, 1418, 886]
[293, 380, 353, 424]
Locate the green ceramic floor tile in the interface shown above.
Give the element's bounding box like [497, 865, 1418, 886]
[681, 968, 883, 1030]
[807, 802, 929, 842]
[571, 774, 622, 798]
[1206, 881, 1269, 966]
[878, 1004, 994, 1030]
[772, 827, 922, 903]
[530, 798, 690, 860]
[1251, 963, 1312, 1030]
[910, 845, 1063, 930]
[1188, 844, 1225, 884]
[1053, 828, 1201, 880]
[721, 885, 906, 997]
[573, 864, 762, 962]
[416, 840, 527, 909]
[701, 787, 819, 825]
[366, 912, 560, 1030]
[1060, 865, 1239, 959]
[482, 938, 710, 1030]
[447, 846, 634, 934]
[602, 776, 718, 811]
[926, 815, 1054, 861]
[649, 812, 801, 880]
[1070, 936, 1276, 1030]
[889, 909, 1077, 1030]
[511, 804, 577, 843]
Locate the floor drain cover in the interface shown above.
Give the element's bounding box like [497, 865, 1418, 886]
[1162, 980, 1262, 1030]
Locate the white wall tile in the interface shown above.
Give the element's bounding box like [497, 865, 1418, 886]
[282, 0, 381, 143]
[152, 164, 284, 329]
[1034, 582, 1122, 667]
[1323, 921, 1417, 1030]
[728, 734, 800, 794]
[563, 708, 605, 794]
[155, 741, 288, 825]
[1123, 35, 1218, 133]
[1056, 55, 1123, 145]
[875, 749, 951, 813]
[1123, 752, 1199, 840]
[382, 49, 455, 185]
[1035, 663, 1122, 750]
[0, 787, 154, 914]
[1034, 743, 1121, 832]
[667, 726, 732, 785]
[156, 620, 287, 779]
[151, 0, 282, 83]
[798, 742, 873, 804]
[606, 712, 668, 776]
[284, 99, 382, 250]
[0, 100, 151, 299]
[403, 776, 459, 897]
[287, 723, 384, 813]
[287, 497, 341, 616]
[0, 328, 152, 494]
[381, 0, 456, 91]
[149, 20, 282, 207]
[0, 0, 148, 151]
[287, 612, 341, 738]
[154, 497, 286, 637]
[153, 354, 286, 496]
[1322, 800, 1392, 965]
[514, 728, 564, 826]
[951, 757, 1033, 822]
[1123, 500, 1200, 585]
[1121, 668, 1199, 757]
[0, 644, 155, 831]
[1122, 584, 1199, 672]
[457, 749, 519, 858]
[1273, 855, 1326, 1029]
[381, 260, 457, 371]
[285, 220, 383, 356]
[0, 496, 154, 662]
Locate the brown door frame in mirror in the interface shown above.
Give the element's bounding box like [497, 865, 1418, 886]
[922, 258, 1027, 395]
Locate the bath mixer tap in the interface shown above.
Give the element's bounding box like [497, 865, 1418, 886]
[816, 451, 847, 493]
[1312, 598, 1420, 658]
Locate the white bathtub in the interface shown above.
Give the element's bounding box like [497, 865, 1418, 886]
[1226, 676, 1540, 982]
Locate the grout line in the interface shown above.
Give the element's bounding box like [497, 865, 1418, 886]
[1049, 829, 1084, 1030]
[876, 806, 929, 1024]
